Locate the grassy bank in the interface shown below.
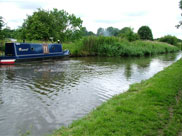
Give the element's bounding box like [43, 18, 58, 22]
[52, 59, 182, 136]
[63, 36, 179, 57]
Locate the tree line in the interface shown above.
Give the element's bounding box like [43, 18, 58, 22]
[0, 7, 181, 46]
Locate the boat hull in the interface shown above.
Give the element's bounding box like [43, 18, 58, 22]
[0, 59, 16, 65]
[0, 50, 70, 65]
[0, 43, 70, 65]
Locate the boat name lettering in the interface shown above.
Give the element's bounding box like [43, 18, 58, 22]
[19, 48, 29, 51]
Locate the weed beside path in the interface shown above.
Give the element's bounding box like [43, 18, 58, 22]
[52, 59, 182, 136]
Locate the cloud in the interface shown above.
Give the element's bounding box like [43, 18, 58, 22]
[17, 1, 44, 10]
[126, 11, 148, 17]
[0, 0, 181, 38]
[95, 20, 120, 24]
[0, 0, 44, 10]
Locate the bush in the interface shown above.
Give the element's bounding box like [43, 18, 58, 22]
[119, 27, 139, 42]
[159, 35, 178, 46]
[138, 26, 153, 40]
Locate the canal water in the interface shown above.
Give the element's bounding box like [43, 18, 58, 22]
[0, 52, 181, 136]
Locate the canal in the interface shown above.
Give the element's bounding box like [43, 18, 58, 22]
[0, 52, 181, 136]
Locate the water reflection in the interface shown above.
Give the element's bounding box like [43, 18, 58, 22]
[0, 52, 181, 136]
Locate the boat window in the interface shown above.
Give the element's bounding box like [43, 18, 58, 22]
[31, 47, 34, 51]
[52, 46, 55, 50]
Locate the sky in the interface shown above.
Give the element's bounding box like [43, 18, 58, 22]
[0, 0, 182, 39]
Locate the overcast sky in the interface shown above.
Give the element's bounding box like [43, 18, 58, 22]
[0, 0, 181, 39]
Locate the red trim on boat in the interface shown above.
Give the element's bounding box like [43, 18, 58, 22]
[0, 59, 16, 65]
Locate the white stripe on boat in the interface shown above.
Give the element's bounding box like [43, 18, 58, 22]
[0, 59, 15, 62]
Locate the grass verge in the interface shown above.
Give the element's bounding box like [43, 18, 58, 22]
[52, 59, 182, 136]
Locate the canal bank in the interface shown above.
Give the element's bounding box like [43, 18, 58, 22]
[52, 59, 182, 136]
[0, 52, 181, 136]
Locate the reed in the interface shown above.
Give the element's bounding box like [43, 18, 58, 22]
[64, 36, 179, 57]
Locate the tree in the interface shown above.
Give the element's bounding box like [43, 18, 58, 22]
[81, 27, 95, 36]
[177, 0, 182, 28]
[119, 27, 139, 42]
[50, 9, 83, 41]
[21, 8, 83, 42]
[87, 31, 95, 36]
[106, 27, 119, 36]
[0, 16, 4, 39]
[97, 27, 105, 36]
[2, 27, 16, 38]
[23, 9, 53, 41]
[119, 27, 132, 34]
[96, 27, 119, 36]
[137, 26, 153, 40]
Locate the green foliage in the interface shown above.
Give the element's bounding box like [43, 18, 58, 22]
[138, 26, 153, 40]
[2, 27, 16, 38]
[63, 36, 179, 57]
[81, 27, 95, 36]
[0, 16, 3, 29]
[23, 9, 52, 40]
[82, 36, 121, 56]
[0, 40, 5, 52]
[119, 27, 139, 42]
[159, 35, 178, 46]
[96, 27, 119, 36]
[0, 16, 4, 40]
[180, 0, 182, 9]
[177, 0, 182, 28]
[106, 27, 120, 36]
[52, 60, 182, 136]
[20, 8, 83, 42]
[97, 27, 105, 36]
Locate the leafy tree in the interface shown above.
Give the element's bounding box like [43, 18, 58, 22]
[97, 27, 119, 36]
[119, 27, 132, 34]
[119, 27, 139, 42]
[50, 9, 83, 41]
[106, 27, 119, 36]
[0, 16, 4, 39]
[81, 27, 95, 36]
[2, 27, 16, 38]
[81, 27, 88, 36]
[87, 31, 95, 36]
[21, 8, 83, 42]
[137, 26, 153, 40]
[97, 27, 105, 36]
[159, 35, 178, 46]
[177, 0, 182, 28]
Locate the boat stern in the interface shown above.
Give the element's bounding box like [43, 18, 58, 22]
[0, 59, 16, 65]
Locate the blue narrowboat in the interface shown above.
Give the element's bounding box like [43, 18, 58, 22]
[0, 43, 70, 64]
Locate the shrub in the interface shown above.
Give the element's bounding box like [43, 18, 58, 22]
[159, 35, 178, 46]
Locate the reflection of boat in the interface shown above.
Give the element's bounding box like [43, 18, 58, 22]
[0, 43, 70, 64]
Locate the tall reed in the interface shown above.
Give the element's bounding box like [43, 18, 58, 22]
[72, 36, 179, 57]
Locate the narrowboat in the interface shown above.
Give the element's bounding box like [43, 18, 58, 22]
[0, 42, 70, 64]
